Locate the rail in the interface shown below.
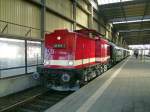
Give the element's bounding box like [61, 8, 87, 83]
[1, 89, 73, 112]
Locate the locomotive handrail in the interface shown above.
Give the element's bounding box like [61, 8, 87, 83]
[0, 64, 43, 71]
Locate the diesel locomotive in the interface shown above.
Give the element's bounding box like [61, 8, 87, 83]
[37, 29, 129, 91]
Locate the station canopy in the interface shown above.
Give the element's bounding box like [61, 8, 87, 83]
[98, 0, 150, 45]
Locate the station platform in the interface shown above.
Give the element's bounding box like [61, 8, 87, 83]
[45, 56, 150, 112]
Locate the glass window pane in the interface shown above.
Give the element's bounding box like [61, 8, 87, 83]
[27, 66, 37, 73]
[0, 68, 25, 78]
[27, 41, 42, 73]
[0, 38, 25, 69]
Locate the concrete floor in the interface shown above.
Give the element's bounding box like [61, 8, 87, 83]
[45, 56, 150, 112]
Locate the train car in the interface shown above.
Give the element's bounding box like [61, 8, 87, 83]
[37, 29, 110, 91]
[109, 42, 129, 65]
[123, 49, 130, 58]
[116, 47, 130, 61]
[116, 47, 124, 62]
[109, 42, 117, 65]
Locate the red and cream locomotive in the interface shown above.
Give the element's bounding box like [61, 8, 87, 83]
[37, 29, 110, 91]
[37, 29, 127, 91]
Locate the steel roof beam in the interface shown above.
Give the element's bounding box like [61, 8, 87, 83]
[120, 0, 127, 22]
[120, 0, 128, 37]
[110, 15, 150, 23]
[138, 3, 149, 44]
[118, 28, 150, 33]
[123, 34, 150, 39]
[99, 0, 150, 9]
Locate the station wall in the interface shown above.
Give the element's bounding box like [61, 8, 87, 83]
[93, 19, 99, 31]
[0, 0, 41, 38]
[76, 7, 89, 27]
[46, 0, 73, 19]
[0, 75, 39, 97]
[46, 12, 73, 32]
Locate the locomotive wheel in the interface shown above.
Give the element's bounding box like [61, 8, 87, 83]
[96, 70, 101, 76]
[100, 66, 104, 73]
[80, 74, 88, 87]
[84, 75, 88, 82]
[104, 65, 108, 72]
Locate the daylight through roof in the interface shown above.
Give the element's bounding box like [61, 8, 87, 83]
[98, 0, 133, 5]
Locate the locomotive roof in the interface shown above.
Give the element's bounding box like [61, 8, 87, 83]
[46, 29, 99, 40]
[75, 29, 104, 37]
[46, 29, 109, 41]
[109, 42, 117, 47]
[109, 42, 124, 50]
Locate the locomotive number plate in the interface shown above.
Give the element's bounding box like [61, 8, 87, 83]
[54, 44, 66, 48]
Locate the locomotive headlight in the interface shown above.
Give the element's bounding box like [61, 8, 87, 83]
[68, 61, 74, 65]
[61, 73, 70, 82]
[44, 60, 50, 65]
[57, 36, 61, 40]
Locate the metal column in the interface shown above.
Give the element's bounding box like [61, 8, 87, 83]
[41, 0, 46, 39]
[72, 0, 77, 30]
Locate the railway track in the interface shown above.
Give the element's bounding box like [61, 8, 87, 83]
[4, 90, 73, 112]
[1, 66, 112, 112]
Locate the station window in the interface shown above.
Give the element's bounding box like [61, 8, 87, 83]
[27, 41, 43, 73]
[0, 38, 25, 78]
[0, 38, 43, 78]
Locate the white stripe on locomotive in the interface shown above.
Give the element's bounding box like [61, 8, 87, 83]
[44, 58, 96, 66]
[44, 57, 110, 66]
